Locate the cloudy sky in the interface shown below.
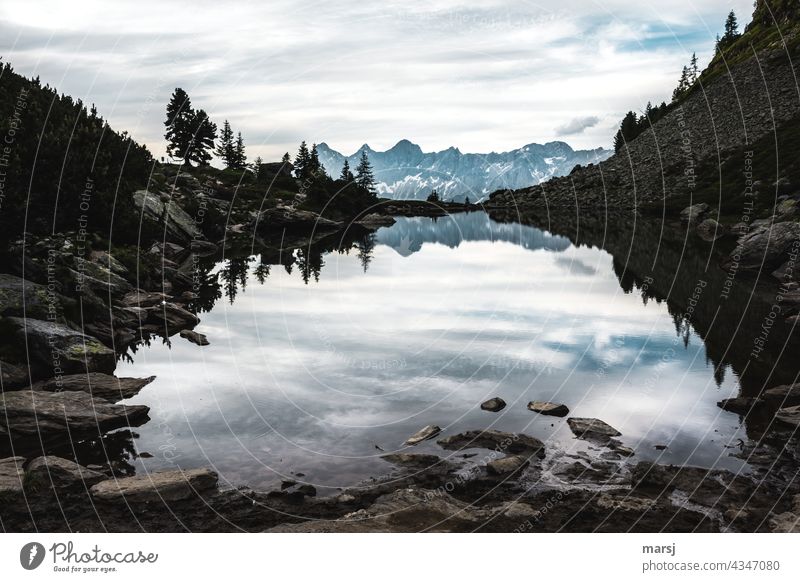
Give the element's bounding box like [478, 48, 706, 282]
[0, 0, 752, 161]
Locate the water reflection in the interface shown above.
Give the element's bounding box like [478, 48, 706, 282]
[99, 211, 799, 491]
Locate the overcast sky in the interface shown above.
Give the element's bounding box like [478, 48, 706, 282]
[0, 0, 753, 161]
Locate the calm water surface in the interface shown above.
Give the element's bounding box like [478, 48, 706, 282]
[116, 212, 747, 492]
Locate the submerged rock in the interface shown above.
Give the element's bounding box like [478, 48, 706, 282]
[717, 397, 765, 415]
[32, 373, 155, 401]
[180, 329, 209, 346]
[381, 453, 450, 471]
[722, 221, 800, 272]
[527, 401, 569, 417]
[6, 317, 115, 376]
[26, 456, 106, 489]
[403, 425, 441, 446]
[764, 383, 800, 407]
[437, 429, 545, 458]
[480, 397, 506, 412]
[486, 455, 530, 476]
[0, 390, 149, 440]
[90, 468, 218, 503]
[567, 417, 622, 440]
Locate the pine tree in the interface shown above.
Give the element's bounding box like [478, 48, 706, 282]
[216, 120, 235, 168]
[232, 132, 246, 169]
[690, 52, 699, 82]
[426, 189, 440, 202]
[722, 10, 740, 45]
[294, 141, 310, 180]
[355, 149, 376, 195]
[189, 109, 217, 166]
[164, 88, 194, 163]
[252, 155, 263, 179]
[672, 66, 690, 102]
[308, 143, 323, 178]
[339, 159, 354, 182]
[613, 111, 639, 153]
[282, 152, 291, 164]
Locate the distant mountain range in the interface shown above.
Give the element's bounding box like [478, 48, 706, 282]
[316, 140, 611, 201]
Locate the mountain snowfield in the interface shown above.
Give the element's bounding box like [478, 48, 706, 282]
[316, 139, 612, 201]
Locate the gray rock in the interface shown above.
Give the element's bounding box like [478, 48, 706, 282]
[89, 250, 129, 276]
[180, 329, 209, 346]
[72, 258, 132, 295]
[1, 360, 28, 390]
[120, 290, 168, 308]
[680, 203, 710, 225]
[717, 397, 765, 415]
[567, 417, 622, 440]
[763, 383, 800, 407]
[381, 453, 449, 471]
[775, 405, 800, 427]
[254, 207, 341, 232]
[26, 456, 106, 488]
[32, 373, 155, 401]
[480, 397, 506, 412]
[356, 214, 396, 228]
[189, 240, 218, 257]
[90, 468, 218, 503]
[0, 273, 74, 320]
[0, 390, 149, 439]
[437, 429, 546, 458]
[403, 425, 441, 446]
[528, 401, 569, 417]
[147, 303, 200, 333]
[486, 455, 530, 475]
[696, 218, 725, 241]
[132, 190, 202, 243]
[723, 221, 800, 272]
[6, 317, 115, 376]
[0, 456, 25, 498]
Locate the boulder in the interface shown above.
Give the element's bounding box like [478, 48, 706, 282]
[254, 207, 341, 232]
[356, 214, 396, 228]
[189, 240, 218, 257]
[120, 290, 168, 308]
[89, 250, 128, 276]
[680, 203, 710, 226]
[179, 329, 209, 346]
[380, 453, 449, 471]
[437, 429, 546, 458]
[775, 405, 800, 427]
[0, 273, 74, 321]
[528, 401, 569, 417]
[486, 455, 530, 476]
[1, 360, 28, 390]
[26, 456, 106, 489]
[132, 190, 202, 243]
[717, 397, 765, 415]
[72, 258, 132, 295]
[32, 373, 155, 401]
[722, 221, 800, 272]
[90, 468, 218, 503]
[403, 425, 441, 446]
[567, 417, 622, 440]
[480, 397, 506, 412]
[763, 383, 800, 407]
[696, 218, 725, 241]
[0, 456, 25, 498]
[0, 390, 150, 440]
[6, 317, 115, 376]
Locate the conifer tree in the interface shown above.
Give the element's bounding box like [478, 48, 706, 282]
[252, 155, 263, 179]
[672, 66, 690, 102]
[164, 88, 194, 163]
[190, 109, 217, 166]
[355, 149, 376, 194]
[282, 152, 291, 164]
[690, 52, 699, 82]
[339, 159, 354, 182]
[233, 132, 247, 169]
[722, 10, 740, 45]
[309, 143, 323, 177]
[294, 141, 310, 179]
[216, 120, 235, 168]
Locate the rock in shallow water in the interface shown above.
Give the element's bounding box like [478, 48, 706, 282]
[775, 405, 800, 427]
[180, 329, 209, 346]
[567, 417, 622, 440]
[90, 468, 218, 503]
[437, 429, 545, 458]
[486, 455, 530, 475]
[528, 401, 569, 417]
[403, 425, 441, 446]
[32, 373, 155, 401]
[480, 397, 506, 412]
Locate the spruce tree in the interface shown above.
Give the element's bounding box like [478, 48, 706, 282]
[216, 120, 235, 168]
[723, 10, 739, 44]
[294, 141, 310, 179]
[672, 67, 690, 102]
[339, 159, 354, 182]
[690, 53, 699, 82]
[355, 149, 376, 194]
[189, 109, 216, 166]
[164, 88, 194, 163]
[233, 132, 246, 169]
[252, 155, 263, 179]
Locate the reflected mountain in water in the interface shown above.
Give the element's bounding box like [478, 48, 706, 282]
[375, 212, 571, 256]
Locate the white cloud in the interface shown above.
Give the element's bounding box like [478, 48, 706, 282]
[0, 0, 754, 161]
[556, 116, 601, 136]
